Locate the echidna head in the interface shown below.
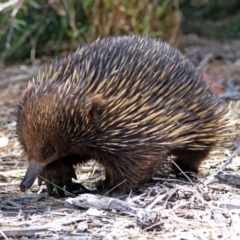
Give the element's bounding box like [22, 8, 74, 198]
[16, 93, 74, 191]
[17, 82, 106, 191]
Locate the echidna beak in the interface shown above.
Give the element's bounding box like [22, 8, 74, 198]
[20, 159, 44, 192]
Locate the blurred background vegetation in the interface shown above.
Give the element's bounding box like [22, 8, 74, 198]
[0, 0, 240, 63]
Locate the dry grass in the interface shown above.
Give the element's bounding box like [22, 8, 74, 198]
[1, 37, 240, 239]
[0, 0, 182, 63]
[83, 0, 181, 46]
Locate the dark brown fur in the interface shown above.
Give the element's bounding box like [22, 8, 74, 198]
[171, 149, 210, 176]
[16, 36, 230, 195]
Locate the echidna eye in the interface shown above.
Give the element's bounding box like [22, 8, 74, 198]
[43, 146, 55, 159]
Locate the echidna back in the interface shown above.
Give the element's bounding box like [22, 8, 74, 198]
[61, 36, 226, 150]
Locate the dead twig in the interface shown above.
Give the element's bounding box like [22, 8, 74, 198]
[1, 227, 48, 238]
[171, 160, 195, 186]
[219, 92, 240, 100]
[103, 179, 126, 196]
[216, 142, 240, 175]
[152, 177, 192, 185]
[205, 142, 240, 185]
[0, 228, 8, 240]
[0, 75, 30, 86]
[38, 175, 76, 197]
[66, 193, 138, 213]
[215, 171, 240, 188]
[0, 174, 10, 183]
[198, 53, 213, 71]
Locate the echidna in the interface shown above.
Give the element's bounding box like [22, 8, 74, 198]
[17, 35, 230, 195]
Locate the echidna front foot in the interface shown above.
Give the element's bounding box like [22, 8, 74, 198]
[38, 156, 77, 197]
[171, 149, 210, 177]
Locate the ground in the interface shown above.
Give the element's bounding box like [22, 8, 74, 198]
[1, 35, 240, 240]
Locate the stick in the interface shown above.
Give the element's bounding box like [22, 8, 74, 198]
[205, 142, 240, 185]
[216, 142, 240, 175]
[0, 229, 8, 240]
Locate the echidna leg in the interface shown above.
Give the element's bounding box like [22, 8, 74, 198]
[98, 156, 163, 195]
[170, 149, 210, 177]
[38, 156, 78, 196]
